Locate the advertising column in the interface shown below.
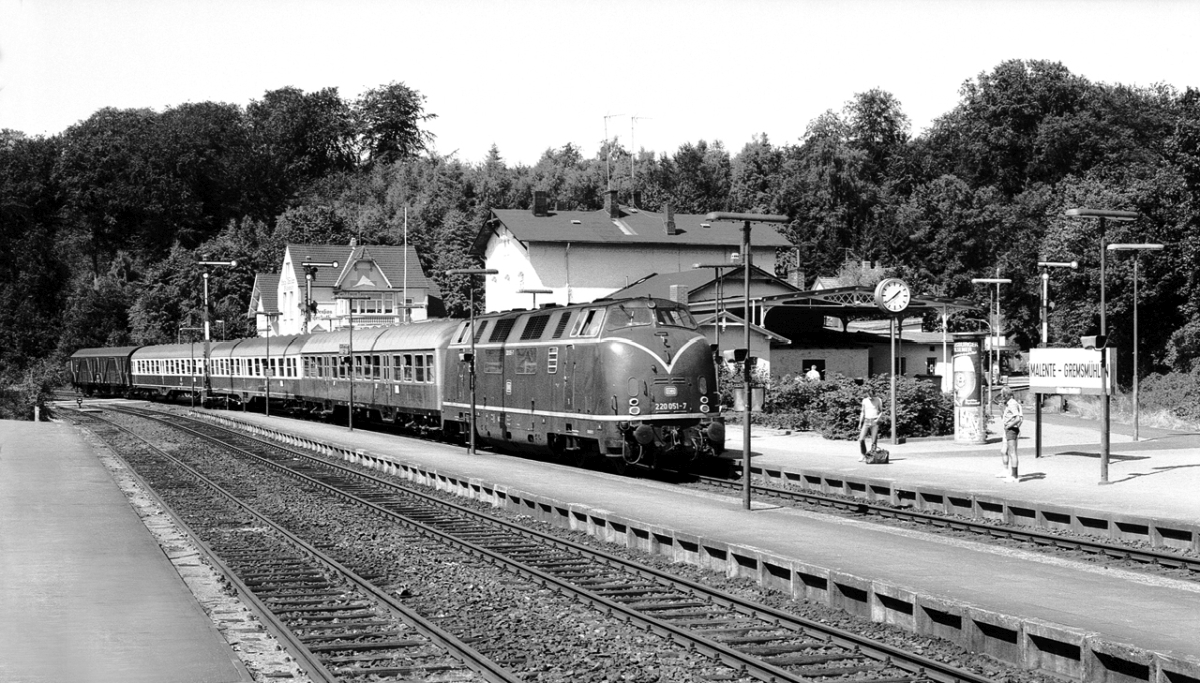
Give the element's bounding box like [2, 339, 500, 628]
[952, 332, 987, 444]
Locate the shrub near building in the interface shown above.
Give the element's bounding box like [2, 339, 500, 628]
[740, 374, 953, 440]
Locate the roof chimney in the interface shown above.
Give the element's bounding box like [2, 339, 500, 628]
[532, 190, 549, 217]
[664, 205, 677, 235]
[669, 284, 690, 306]
[606, 189, 620, 219]
[349, 237, 357, 247]
[787, 267, 806, 289]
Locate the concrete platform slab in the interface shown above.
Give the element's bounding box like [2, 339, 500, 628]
[0, 420, 249, 683]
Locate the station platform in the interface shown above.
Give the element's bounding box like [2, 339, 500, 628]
[729, 411, 1200, 526]
[180, 404, 1200, 677]
[0, 419, 250, 683]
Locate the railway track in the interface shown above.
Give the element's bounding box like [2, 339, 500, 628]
[696, 465, 1200, 575]
[77, 410, 520, 683]
[91, 404, 1001, 683]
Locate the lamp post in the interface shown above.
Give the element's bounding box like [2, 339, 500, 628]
[1106, 243, 1163, 441]
[179, 326, 203, 408]
[446, 268, 499, 454]
[260, 310, 278, 417]
[1065, 208, 1139, 484]
[517, 287, 553, 309]
[301, 260, 339, 333]
[704, 212, 789, 511]
[334, 291, 371, 431]
[1035, 260, 1078, 458]
[198, 260, 238, 404]
[216, 320, 225, 341]
[693, 262, 736, 391]
[970, 276, 1011, 418]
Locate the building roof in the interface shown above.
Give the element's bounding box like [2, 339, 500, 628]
[606, 264, 798, 302]
[249, 273, 280, 314]
[480, 206, 794, 254]
[694, 310, 791, 345]
[286, 243, 440, 296]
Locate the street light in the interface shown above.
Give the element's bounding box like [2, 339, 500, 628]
[301, 260, 339, 333]
[704, 212, 790, 511]
[1034, 260, 1078, 458]
[260, 310, 279, 417]
[517, 287, 553, 309]
[446, 268, 500, 454]
[1107, 243, 1163, 441]
[179, 326, 203, 408]
[1065, 208, 1139, 484]
[198, 260, 238, 404]
[693, 262, 736, 392]
[333, 291, 371, 431]
[970, 276, 1012, 417]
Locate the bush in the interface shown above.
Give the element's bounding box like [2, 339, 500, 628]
[1137, 370, 1200, 422]
[727, 373, 954, 440]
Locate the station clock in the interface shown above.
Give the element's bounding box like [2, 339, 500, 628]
[874, 278, 912, 314]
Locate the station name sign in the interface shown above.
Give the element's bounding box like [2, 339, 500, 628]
[1027, 347, 1116, 395]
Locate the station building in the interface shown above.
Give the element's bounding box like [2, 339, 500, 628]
[473, 190, 794, 313]
[248, 241, 443, 337]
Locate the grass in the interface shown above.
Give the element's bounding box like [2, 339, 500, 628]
[1056, 393, 1200, 432]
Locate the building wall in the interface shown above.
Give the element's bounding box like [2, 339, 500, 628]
[483, 227, 779, 313]
[772, 347, 868, 381]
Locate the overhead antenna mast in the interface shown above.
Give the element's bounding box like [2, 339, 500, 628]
[603, 113, 624, 191]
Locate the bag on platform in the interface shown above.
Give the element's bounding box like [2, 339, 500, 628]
[863, 446, 890, 464]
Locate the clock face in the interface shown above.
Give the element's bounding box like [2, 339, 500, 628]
[875, 278, 911, 313]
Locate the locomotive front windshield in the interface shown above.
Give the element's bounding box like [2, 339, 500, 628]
[606, 301, 697, 331]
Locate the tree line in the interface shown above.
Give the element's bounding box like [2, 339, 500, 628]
[3, 59, 1200, 418]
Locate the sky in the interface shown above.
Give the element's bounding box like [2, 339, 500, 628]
[2, 0, 1199, 167]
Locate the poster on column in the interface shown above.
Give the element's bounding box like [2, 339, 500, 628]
[1028, 348, 1116, 395]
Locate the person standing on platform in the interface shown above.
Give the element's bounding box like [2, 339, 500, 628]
[858, 387, 882, 456]
[999, 388, 1023, 482]
[806, 365, 821, 382]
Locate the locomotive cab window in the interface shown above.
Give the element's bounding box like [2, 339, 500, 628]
[570, 308, 605, 337]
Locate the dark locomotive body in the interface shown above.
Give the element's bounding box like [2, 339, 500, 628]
[69, 297, 725, 467]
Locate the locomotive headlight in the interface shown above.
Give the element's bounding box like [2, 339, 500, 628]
[700, 404, 710, 413]
[628, 397, 639, 406]
[700, 395, 709, 404]
[629, 406, 641, 416]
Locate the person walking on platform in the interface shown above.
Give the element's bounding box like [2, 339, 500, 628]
[999, 388, 1023, 482]
[858, 388, 882, 456]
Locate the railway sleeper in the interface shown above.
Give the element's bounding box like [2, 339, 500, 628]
[281, 610, 377, 621]
[305, 639, 433, 653]
[297, 619, 396, 631]
[273, 602, 375, 614]
[787, 663, 884, 678]
[626, 600, 709, 611]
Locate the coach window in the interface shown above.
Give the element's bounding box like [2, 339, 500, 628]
[399, 354, 412, 382]
[413, 354, 427, 383]
[372, 355, 382, 379]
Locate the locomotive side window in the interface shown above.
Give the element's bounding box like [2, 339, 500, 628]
[655, 306, 698, 328]
[514, 347, 537, 374]
[547, 347, 559, 374]
[570, 308, 604, 337]
[483, 349, 503, 374]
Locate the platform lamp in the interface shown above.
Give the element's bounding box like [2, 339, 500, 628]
[260, 310, 279, 417]
[970, 276, 1011, 418]
[1107, 243, 1163, 442]
[703, 212, 790, 511]
[301, 260, 339, 333]
[1035, 260, 1078, 458]
[692, 261, 735, 392]
[198, 260, 238, 404]
[1065, 208, 1140, 484]
[446, 268, 499, 454]
[179, 326, 203, 408]
[333, 290, 371, 431]
[517, 287, 553, 309]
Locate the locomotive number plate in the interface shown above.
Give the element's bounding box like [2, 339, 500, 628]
[654, 402, 689, 412]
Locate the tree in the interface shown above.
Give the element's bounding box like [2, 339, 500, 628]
[354, 81, 436, 166]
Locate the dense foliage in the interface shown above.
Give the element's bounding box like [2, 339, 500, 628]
[5, 60, 1200, 421]
[727, 373, 954, 440]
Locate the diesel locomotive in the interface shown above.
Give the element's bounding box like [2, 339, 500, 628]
[68, 297, 726, 468]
